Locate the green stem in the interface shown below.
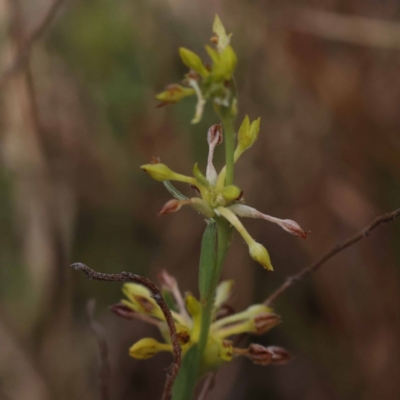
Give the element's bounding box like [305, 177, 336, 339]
[171, 219, 231, 400]
[221, 115, 235, 186]
[173, 103, 235, 399]
[199, 218, 231, 348]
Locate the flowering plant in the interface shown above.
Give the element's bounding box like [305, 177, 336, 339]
[129, 16, 305, 399]
[73, 15, 307, 400]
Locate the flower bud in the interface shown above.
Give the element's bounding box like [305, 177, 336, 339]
[207, 124, 223, 146]
[110, 302, 137, 320]
[221, 185, 242, 203]
[246, 344, 274, 366]
[253, 312, 281, 335]
[141, 163, 196, 184]
[179, 47, 209, 78]
[122, 283, 165, 320]
[278, 219, 308, 239]
[236, 116, 260, 159]
[249, 242, 273, 271]
[158, 199, 188, 215]
[141, 163, 176, 181]
[267, 346, 292, 365]
[129, 338, 171, 360]
[155, 84, 195, 105]
[246, 304, 272, 316]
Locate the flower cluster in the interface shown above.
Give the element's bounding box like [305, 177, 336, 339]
[156, 16, 238, 123]
[111, 271, 291, 374]
[141, 121, 307, 271]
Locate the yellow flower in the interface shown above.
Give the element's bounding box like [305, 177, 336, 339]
[155, 15, 237, 123]
[141, 120, 307, 271]
[112, 271, 289, 373]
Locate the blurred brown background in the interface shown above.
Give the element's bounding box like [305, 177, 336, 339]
[1, 0, 400, 399]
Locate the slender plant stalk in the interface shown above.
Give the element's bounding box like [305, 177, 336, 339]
[221, 115, 235, 186]
[172, 112, 235, 399]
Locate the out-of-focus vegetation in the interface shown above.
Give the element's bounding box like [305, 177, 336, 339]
[1, 0, 400, 399]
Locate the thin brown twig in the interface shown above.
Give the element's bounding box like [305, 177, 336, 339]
[86, 299, 111, 400]
[71, 263, 182, 400]
[0, 0, 65, 86]
[265, 208, 400, 306]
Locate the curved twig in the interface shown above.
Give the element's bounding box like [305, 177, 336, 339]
[265, 208, 400, 306]
[71, 263, 182, 400]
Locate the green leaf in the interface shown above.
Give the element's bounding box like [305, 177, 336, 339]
[172, 222, 217, 400]
[171, 345, 200, 400]
[198, 221, 217, 299]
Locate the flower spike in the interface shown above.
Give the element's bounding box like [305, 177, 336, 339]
[156, 16, 237, 123]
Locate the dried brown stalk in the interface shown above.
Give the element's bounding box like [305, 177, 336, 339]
[86, 299, 111, 400]
[0, 0, 65, 85]
[265, 208, 400, 306]
[71, 263, 182, 400]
